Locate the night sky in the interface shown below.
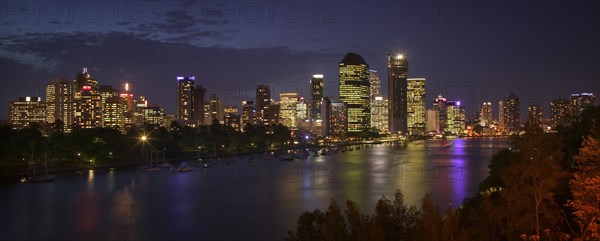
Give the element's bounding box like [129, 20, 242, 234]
[1, 0, 598, 120]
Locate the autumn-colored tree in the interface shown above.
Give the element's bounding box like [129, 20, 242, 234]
[568, 133, 600, 240]
[489, 127, 568, 239]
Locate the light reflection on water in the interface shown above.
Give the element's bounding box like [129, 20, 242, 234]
[0, 138, 509, 240]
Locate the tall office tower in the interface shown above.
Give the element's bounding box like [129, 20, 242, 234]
[205, 95, 222, 123]
[570, 93, 596, 114]
[388, 53, 409, 134]
[120, 82, 134, 111]
[320, 97, 348, 137]
[176, 75, 197, 121]
[256, 85, 271, 125]
[550, 98, 571, 128]
[74, 68, 102, 129]
[296, 98, 309, 129]
[369, 70, 381, 99]
[45, 77, 75, 132]
[224, 106, 240, 131]
[370, 96, 389, 133]
[9, 97, 46, 129]
[479, 102, 493, 127]
[279, 93, 299, 130]
[296, 97, 308, 120]
[407, 78, 426, 136]
[100, 85, 119, 127]
[193, 85, 206, 124]
[339, 53, 370, 132]
[133, 96, 148, 127]
[102, 96, 126, 131]
[445, 101, 465, 136]
[310, 75, 324, 119]
[426, 109, 439, 133]
[502, 93, 520, 135]
[241, 100, 256, 130]
[142, 104, 164, 127]
[269, 101, 280, 125]
[433, 95, 447, 133]
[527, 105, 543, 129]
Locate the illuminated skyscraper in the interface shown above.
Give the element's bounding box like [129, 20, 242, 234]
[426, 109, 439, 133]
[256, 85, 271, 125]
[550, 98, 571, 128]
[176, 76, 194, 120]
[176, 75, 204, 122]
[309, 75, 324, 119]
[498, 100, 504, 133]
[279, 93, 299, 130]
[433, 95, 447, 133]
[45, 77, 75, 132]
[571, 93, 596, 114]
[102, 96, 126, 131]
[224, 106, 240, 131]
[370, 96, 389, 133]
[194, 85, 206, 124]
[369, 70, 381, 98]
[206, 95, 222, 123]
[339, 53, 370, 132]
[321, 97, 348, 136]
[445, 101, 465, 136]
[527, 105, 543, 129]
[142, 104, 164, 127]
[502, 93, 520, 135]
[241, 100, 256, 130]
[9, 97, 46, 129]
[74, 68, 102, 129]
[388, 53, 409, 134]
[479, 102, 493, 127]
[407, 78, 426, 136]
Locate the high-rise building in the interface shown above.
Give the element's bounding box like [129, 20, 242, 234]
[407, 78, 426, 136]
[339, 53, 370, 132]
[241, 100, 256, 130]
[388, 53, 409, 134]
[433, 95, 447, 133]
[296, 98, 309, 130]
[309, 75, 324, 119]
[369, 70, 381, 99]
[550, 98, 571, 128]
[194, 85, 206, 124]
[321, 97, 348, 136]
[205, 95, 222, 124]
[571, 93, 596, 114]
[502, 93, 520, 135]
[224, 106, 240, 131]
[9, 97, 46, 129]
[142, 104, 164, 127]
[74, 68, 102, 129]
[426, 109, 440, 133]
[176, 76, 197, 121]
[445, 101, 465, 136]
[527, 105, 543, 129]
[102, 96, 126, 131]
[256, 85, 271, 125]
[45, 77, 75, 132]
[370, 96, 389, 133]
[269, 101, 280, 125]
[279, 93, 298, 130]
[479, 102, 493, 127]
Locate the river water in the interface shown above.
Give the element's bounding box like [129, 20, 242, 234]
[0, 137, 509, 240]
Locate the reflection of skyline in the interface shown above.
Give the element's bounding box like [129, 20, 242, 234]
[1, 138, 510, 240]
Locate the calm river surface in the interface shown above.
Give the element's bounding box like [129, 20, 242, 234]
[0, 137, 509, 240]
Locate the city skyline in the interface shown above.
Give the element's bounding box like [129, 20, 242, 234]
[1, 1, 598, 121]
